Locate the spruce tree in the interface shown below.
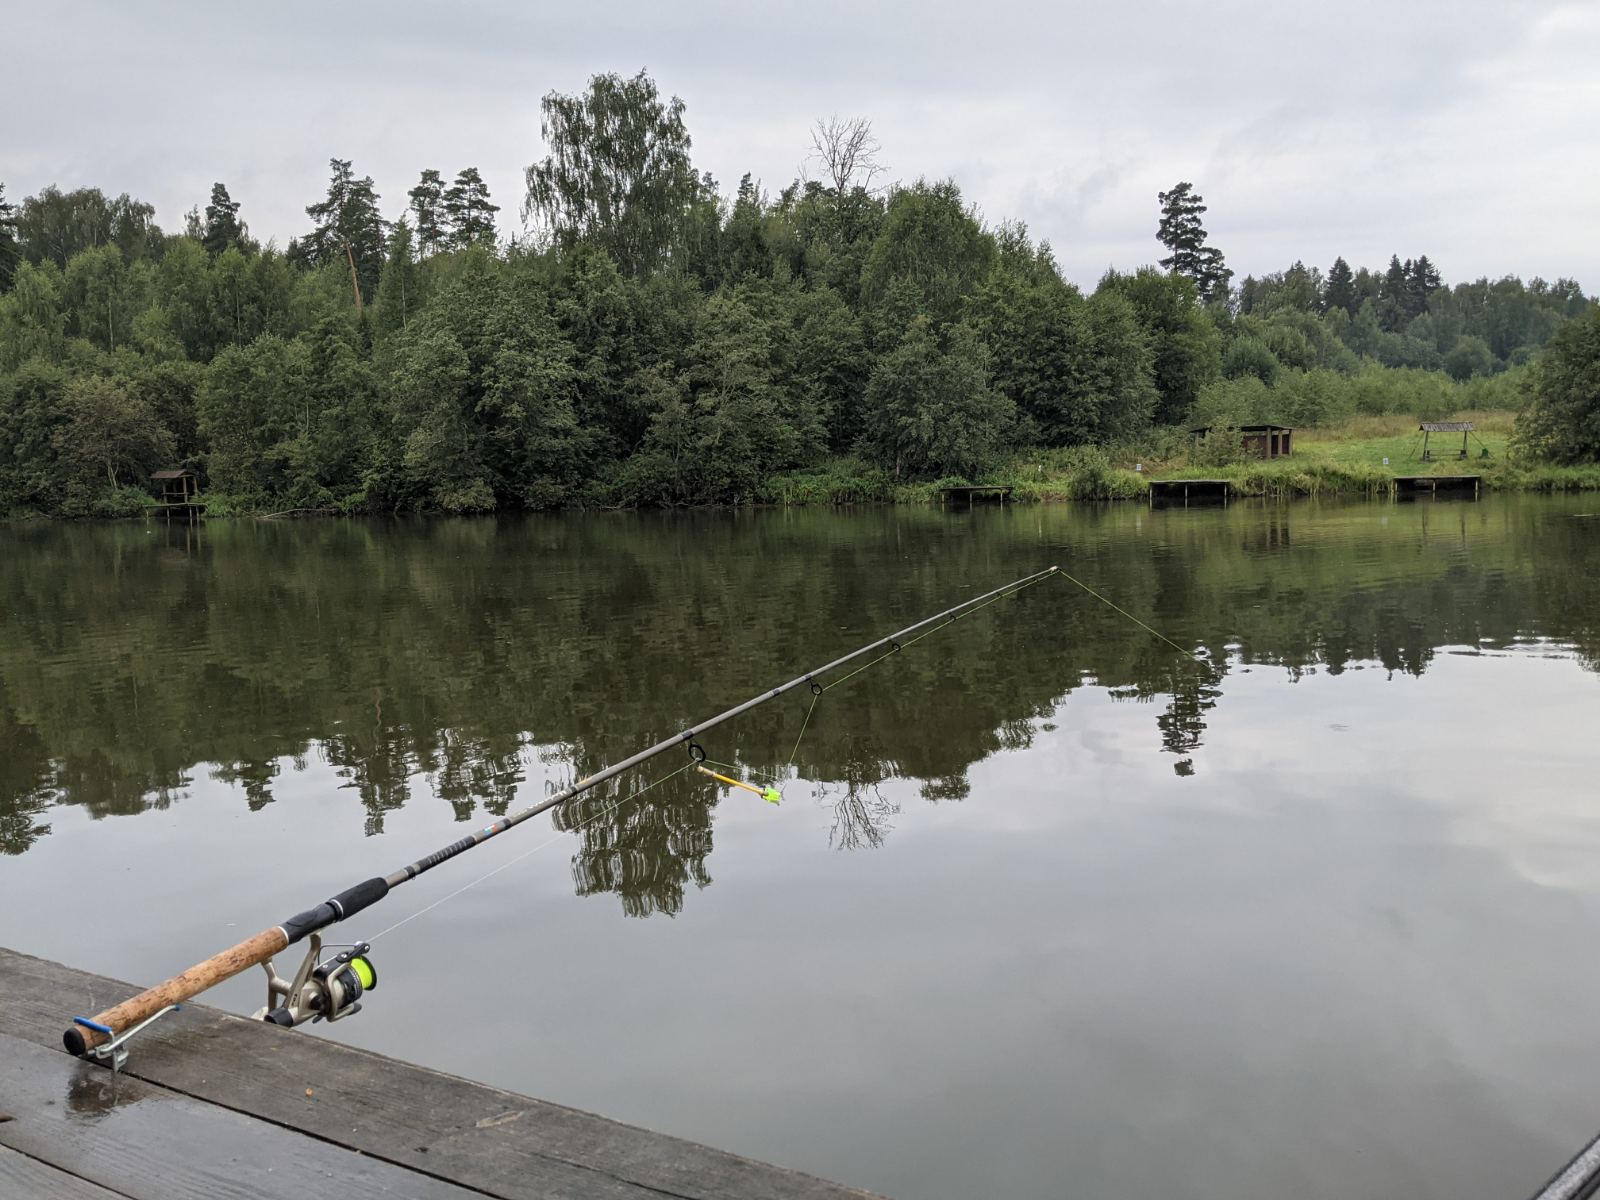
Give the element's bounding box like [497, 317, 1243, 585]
[443, 168, 499, 249]
[201, 182, 244, 256]
[1324, 256, 1356, 316]
[302, 158, 388, 303]
[1156, 182, 1231, 304]
[1378, 254, 1409, 330]
[1408, 254, 1442, 319]
[409, 169, 447, 256]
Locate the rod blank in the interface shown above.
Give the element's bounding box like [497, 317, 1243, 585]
[64, 566, 1057, 1056]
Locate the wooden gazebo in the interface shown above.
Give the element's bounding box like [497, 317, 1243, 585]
[151, 469, 205, 520]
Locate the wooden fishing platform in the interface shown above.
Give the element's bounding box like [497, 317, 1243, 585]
[1148, 478, 1230, 505]
[1394, 474, 1482, 497]
[936, 484, 1012, 507]
[0, 947, 881, 1200]
[153, 501, 207, 521]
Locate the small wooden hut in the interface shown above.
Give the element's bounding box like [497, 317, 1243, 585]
[151, 469, 205, 520]
[1189, 424, 1294, 459]
[1419, 421, 1474, 461]
[152, 469, 199, 504]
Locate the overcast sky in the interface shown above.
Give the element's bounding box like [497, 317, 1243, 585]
[7, 0, 1597, 290]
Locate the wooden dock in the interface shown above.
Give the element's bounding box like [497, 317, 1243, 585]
[1393, 474, 1481, 497]
[1148, 478, 1229, 506]
[0, 947, 881, 1200]
[153, 501, 207, 521]
[936, 484, 1012, 507]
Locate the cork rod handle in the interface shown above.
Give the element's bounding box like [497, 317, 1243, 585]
[62, 925, 289, 1056]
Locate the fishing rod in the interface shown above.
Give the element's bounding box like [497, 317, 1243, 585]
[64, 565, 1063, 1065]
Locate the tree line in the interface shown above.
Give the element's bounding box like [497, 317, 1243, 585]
[0, 69, 1595, 516]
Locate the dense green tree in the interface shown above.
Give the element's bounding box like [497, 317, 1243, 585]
[1443, 334, 1495, 381]
[132, 358, 205, 461]
[523, 70, 699, 277]
[624, 290, 822, 503]
[374, 221, 425, 338]
[442, 168, 499, 249]
[52, 374, 173, 490]
[385, 254, 582, 510]
[63, 244, 141, 352]
[16, 186, 161, 269]
[1156, 182, 1231, 303]
[0, 261, 66, 369]
[719, 173, 770, 283]
[409, 169, 448, 256]
[860, 318, 1013, 478]
[860, 179, 992, 341]
[155, 237, 220, 361]
[765, 178, 885, 304]
[1222, 335, 1281, 384]
[0, 184, 18, 291]
[198, 335, 307, 495]
[970, 241, 1153, 446]
[280, 318, 379, 505]
[208, 245, 259, 348]
[1513, 305, 1600, 463]
[1097, 267, 1221, 424]
[1078, 291, 1161, 438]
[201, 183, 246, 256]
[547, 245, 661, 455]
[298, 159, 387, 303]
[791, 286, 871, 452]
[0, 360, 70, 509]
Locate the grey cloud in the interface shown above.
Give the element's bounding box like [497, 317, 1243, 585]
[5, 0, 1594, 288]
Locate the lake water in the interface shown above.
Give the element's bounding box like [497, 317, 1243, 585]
[3, 496, 1600, 1199]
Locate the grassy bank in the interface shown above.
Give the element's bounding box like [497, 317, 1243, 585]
[1159, 412, 1600, 496]
[761, 413, 1600, 505]
[21, 411, 1600, 520]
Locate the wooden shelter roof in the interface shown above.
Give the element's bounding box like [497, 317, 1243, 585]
[1188, 423, 1293, 434]
[151, 469, 197, 480]
[1419, 422, 1475, 433]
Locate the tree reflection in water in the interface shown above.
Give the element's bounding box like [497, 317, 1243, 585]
[2, 498, 1597, 919]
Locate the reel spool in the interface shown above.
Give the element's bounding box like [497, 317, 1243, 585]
[255, 933, 377, 1027]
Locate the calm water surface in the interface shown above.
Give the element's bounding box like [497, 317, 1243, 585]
[3, 497, 1600, 1199]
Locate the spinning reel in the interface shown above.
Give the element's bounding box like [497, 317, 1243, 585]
[254, 932, 377, 1027]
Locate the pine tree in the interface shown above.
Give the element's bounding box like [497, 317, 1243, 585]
[442, 168, 499, 249]
[409, 169, 447, 256]
[1324, 256, 1356, 316]
[1156, 182, 1230, 304]
[302, 158, 388, 303]
[1197, 245, 1232, 304]
[202, 182, 244, 256]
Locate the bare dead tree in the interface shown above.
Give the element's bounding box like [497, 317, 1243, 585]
[828, 780, 898, 851]
[806, 115, 885, 196]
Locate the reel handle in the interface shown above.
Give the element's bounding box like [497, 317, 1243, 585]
[63, 926, 289, 1056]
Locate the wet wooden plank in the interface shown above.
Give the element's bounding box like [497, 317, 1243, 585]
[0, 1145, 133, 1200]
[0, 1032, 486, 1200]
[0, 948, 883, 1200]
